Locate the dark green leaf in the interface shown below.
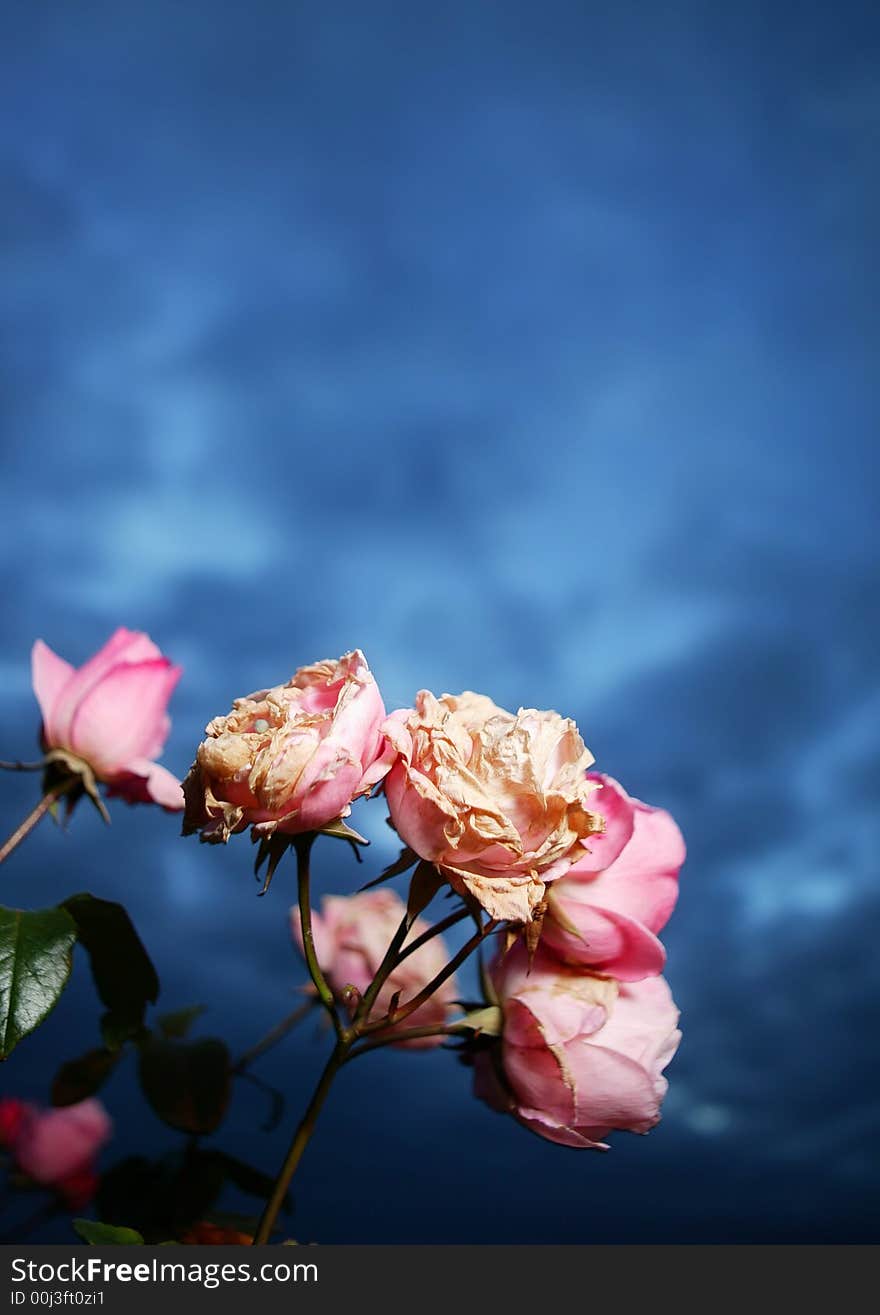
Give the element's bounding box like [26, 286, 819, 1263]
[52, 1047, 120, 1106]
[157, 1004, 207, 1040]
[0, 905, 77, 1059]
[73, 1219, 144, 1245]
[215, 1152, 287, 1202]
[63, 893, 159, 1048]
[100, 1011, 147, 1051]
[138, 1036, 231, 1134]
[358, 844, 418, 892]
[406, 860, 445, 925]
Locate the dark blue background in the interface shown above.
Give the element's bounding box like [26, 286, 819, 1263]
[2, 1, 878, 1243]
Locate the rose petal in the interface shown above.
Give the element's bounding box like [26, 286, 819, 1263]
[571, 773, 636, 872]
[502, 1002, 577, 1127]
[50, 629, 163, 745]
[542, 897, 667, 980]
[107, 759, 184, 811]
[31, 641, 75, 744]
[69, 659, 182, 775]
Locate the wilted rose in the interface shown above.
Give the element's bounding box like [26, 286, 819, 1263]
[292, 888, 458, 1046]
[0, 1097, 112, 1207]
[384, 691, 605, 923]
[31, 628, 183, 809]
[541, 773, 684, 980]
[474, 943, 680, 1148]
[183, 650, 395, 842]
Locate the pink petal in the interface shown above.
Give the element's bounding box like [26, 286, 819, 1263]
[502, 1002, 577, 1127]
[514, 1108, 609, 1150]
[69, 659, 181, 775]
[275, 744, 364, 834]
[14, 1100, 112, 1185]
[384, 759, 453, 863]
[565, 1037, 664, 1135]
[324, 654, 386, 766]
[542, 898, 667, 981]
[50, 629, 163, 745]
[571, 773, 636, 873]
[107, 759, 184, 811]
[596, 976, 681, 1087]
[594, 801, 684, 933]
[496, 945, 611, 1045]
[358, 708, 410, 792]
[30, 641, 75, 745]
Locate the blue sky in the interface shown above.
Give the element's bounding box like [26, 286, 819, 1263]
[1, 0, 878, 1241]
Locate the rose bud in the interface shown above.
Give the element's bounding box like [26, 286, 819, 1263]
[384, 691, 605, 923]
[473, 943, 680, 1148]
[183, 650, 397, 843]
[31, 628, 183, 809]
[0, 1097, 112, 1207]
[541, 773, 684, 980]
[291, 888, 459, 1047]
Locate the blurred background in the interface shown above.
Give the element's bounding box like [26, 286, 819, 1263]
[1, 0, 878, 1242]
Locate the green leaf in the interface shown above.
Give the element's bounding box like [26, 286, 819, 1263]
[63, 894, 159, 1049]
[0, 905, 77, 1059]
[52, 1047, 120, 1106]
[406, 860, 445, 925]
[319, 818, 369, 845]
[359, 844, 418, 891]
[138, 1036, 231, 1134]
[450, 1005, 503, 1037]
[157, 1004, 207, 1040]
[73, 1219, 144, 1245]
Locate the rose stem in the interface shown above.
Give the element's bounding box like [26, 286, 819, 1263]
[253, 853, 496, 1244]
[347, 1023, 456, 1058]
[293, 833, 344, 1039]
[232, 996, 318, 1074]
[0, 778, 77, 866]
[351, 909, 411, 1026]
[394, 905, 471, 962]
[251, 1036, 349, 1245]
[359, 919, 498, 1035]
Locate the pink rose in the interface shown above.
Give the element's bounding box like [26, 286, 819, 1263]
[183, 651, 397, 842]
[0, 1097, 112, 1207]
[384, 691, 605, 924]
[474, 943, 680, 1148]
[32, 628, 183, 810]
[541, 773, 684, 980]
[292, 888, 459, 1047]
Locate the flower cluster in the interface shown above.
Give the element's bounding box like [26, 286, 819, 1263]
[184, 651, 684, 1150]
[2, 634, 685, 1247]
